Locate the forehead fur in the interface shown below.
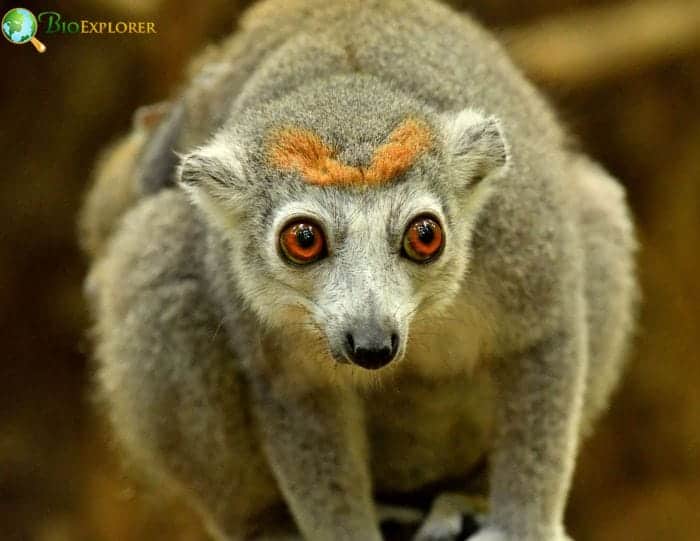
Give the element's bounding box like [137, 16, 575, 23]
[268, 118, 433, 186]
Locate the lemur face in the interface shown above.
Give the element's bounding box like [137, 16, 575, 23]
[264, 182, 451, 370]
[179, 78, 508, 372]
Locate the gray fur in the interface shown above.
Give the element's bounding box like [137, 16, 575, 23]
[83, 1, 638, 540]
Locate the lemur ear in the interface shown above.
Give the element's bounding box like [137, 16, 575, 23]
[442, 109, 509, 185]
[177, 139, 250, 228]
[177, 138, 250, 222]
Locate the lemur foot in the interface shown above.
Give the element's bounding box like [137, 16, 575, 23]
[413, 493, 486, 541]
[412, 515, 462, 541]
[466, 526, 573, 541]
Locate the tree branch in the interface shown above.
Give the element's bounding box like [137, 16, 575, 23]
[502, 0, 700, 87]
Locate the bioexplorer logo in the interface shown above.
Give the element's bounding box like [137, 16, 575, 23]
[2, 8, 46, 52]
[2, 7, 157, 53]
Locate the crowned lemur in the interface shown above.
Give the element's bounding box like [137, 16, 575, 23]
[80, 1, 638, 540]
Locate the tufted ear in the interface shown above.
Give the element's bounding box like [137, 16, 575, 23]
[177, 137, 250, 222]
[442, 109, 509, 186]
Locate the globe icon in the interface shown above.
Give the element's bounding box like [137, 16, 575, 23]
[2, 7, 46, 52]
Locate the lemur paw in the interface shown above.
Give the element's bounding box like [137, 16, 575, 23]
[412, 493, 485, 541]
[466, 528, 508, 541]
[466, 526, 573, 541]
[412, 514, 462, 541]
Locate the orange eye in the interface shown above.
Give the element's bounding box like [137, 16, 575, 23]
[403, 216, 444, 262]
[280, 220, 327, 264]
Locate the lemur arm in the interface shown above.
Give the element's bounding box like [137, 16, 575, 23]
[247, 354, 382, 541]
[472, 329, 585, 541]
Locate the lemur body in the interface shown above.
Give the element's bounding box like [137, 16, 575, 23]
[81, 1, 638, 540]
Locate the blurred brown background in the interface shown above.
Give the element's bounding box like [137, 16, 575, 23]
[1, 0, 698, 540]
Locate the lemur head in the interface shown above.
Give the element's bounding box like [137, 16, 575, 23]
[179, 75, 508, 372]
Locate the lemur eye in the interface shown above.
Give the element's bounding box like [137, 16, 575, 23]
[402, 216, 444, 263]
[280, 220, 327, 265]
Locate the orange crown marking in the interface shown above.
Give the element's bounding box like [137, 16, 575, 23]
[269, 118, 433, 186]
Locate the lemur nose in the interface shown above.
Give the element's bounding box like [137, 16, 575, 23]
[345, 331, 399, 370]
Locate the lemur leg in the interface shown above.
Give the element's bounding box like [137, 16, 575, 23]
[92, 192, 280, 541]
[247, 344, 383, 541]
[468, 329, 586, 541]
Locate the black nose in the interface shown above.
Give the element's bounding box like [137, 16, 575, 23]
[345, 332, 399, 370]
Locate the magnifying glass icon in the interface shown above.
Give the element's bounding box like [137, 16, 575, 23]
[2, 8, 47, 53]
